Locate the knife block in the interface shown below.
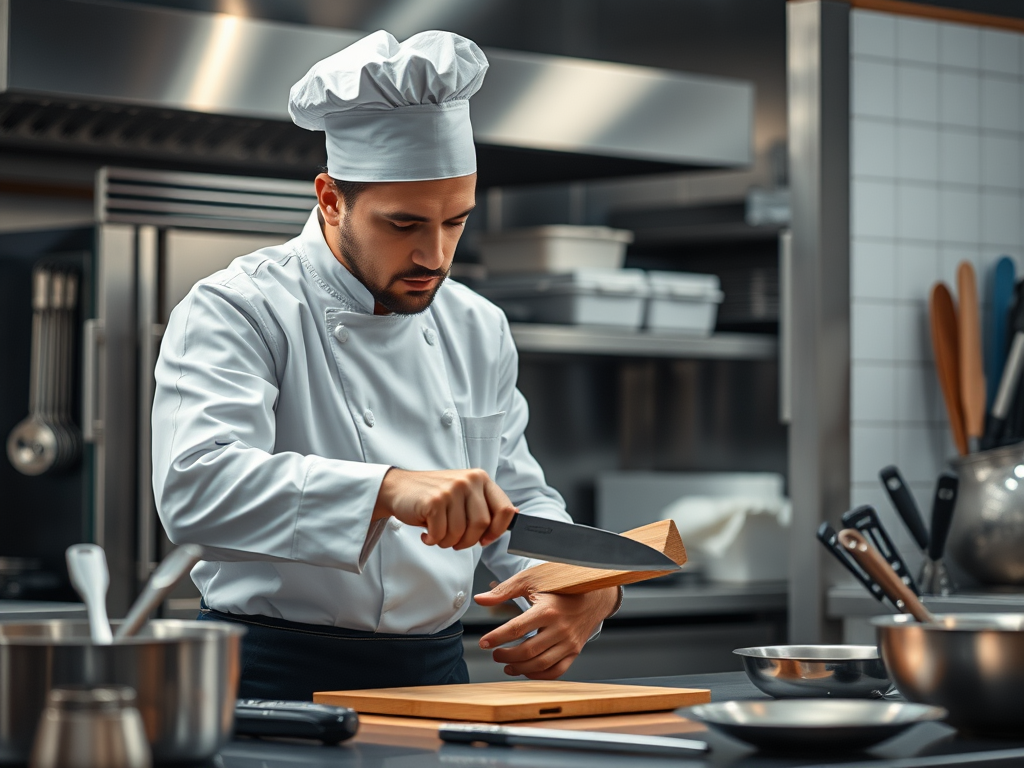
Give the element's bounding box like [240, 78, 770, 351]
[522, 519, 687, 594]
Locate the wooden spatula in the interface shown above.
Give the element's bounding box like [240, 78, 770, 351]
[957, 261, 986, 452]
[929, 283, 968, 456]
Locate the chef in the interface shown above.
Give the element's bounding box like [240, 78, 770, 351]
[152, 29, 621, 700]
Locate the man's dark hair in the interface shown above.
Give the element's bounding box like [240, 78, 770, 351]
[330, 177, 370, 209]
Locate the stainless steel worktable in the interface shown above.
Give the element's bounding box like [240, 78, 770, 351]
[216, 672, 1024, 768]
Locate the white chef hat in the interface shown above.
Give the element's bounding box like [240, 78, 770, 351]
[289, 30, 488, 182]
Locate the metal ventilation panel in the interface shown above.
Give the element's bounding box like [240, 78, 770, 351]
[1, 0, 754, 181]
[98, 167, 316, 234]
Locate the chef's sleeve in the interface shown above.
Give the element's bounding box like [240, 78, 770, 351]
[478, 315, 622, 630]
[152, 278, 389, 573]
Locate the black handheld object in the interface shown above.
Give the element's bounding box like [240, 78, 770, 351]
[234, 699, 359, 745]
[841, 505, 920, 596]
[928, 472, 959, 561]
[879, 466, 929, 551]
[817, 522, 891, 607]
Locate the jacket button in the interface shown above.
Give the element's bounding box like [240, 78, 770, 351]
[423, 327, 437, 346]
[363, 409, 375, 427]
[441, 409, 455, 427]
[453, 591, 466, 608]
[333, 324, 350, 343]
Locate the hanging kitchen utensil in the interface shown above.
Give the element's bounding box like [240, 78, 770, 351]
[837, 529, 935, 623]
[929, 283, 968, 455]
[816, 522, 893, 608]
[878, 465, 928, 553]
[115, 545, 205, 640]
[987, 256, 1016, 408]
[65, 544, 114, 645]
[6, 269, 59, 475]
[957, 261, 986, 452]
[840, 505, 920, 596]
[919, 471, 958, 596]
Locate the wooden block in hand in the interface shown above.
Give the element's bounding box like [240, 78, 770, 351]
[523, 519, 687, 595]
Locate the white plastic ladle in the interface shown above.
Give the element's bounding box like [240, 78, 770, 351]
[66, 543, 114, 644]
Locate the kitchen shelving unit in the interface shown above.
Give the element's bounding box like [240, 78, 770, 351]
[509, 324, 777, 360]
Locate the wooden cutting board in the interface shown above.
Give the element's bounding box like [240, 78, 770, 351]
[314, 681, 709, 723]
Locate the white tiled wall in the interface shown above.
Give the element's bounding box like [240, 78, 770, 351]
[849, 10, 1024, 565]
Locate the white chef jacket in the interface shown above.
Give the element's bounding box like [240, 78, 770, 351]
[152, 207, 572, 635]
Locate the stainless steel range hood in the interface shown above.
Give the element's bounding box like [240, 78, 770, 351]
[0, 0, 754, 184]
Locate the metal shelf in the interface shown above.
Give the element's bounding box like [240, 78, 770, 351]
[509, 323, 777, 360]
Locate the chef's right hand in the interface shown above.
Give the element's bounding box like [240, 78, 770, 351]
[372, 468, 518, 550]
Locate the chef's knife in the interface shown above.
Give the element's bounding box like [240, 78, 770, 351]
[439, 723, 709, 756]
[506, 513, 681, 572]
[879, 465, 929, 552]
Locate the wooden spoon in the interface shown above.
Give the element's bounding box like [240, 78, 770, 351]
[838, 529, 936, 623]
[957, 261, 986, 452]
[929, 283, 968, 456]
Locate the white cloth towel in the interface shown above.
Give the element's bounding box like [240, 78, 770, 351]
[660, 495, 792, 558]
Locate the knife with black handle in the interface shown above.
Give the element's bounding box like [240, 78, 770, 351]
[879, 465, 929, 553]
[841, 505, 920, 596]
[920, 471, 959, 595]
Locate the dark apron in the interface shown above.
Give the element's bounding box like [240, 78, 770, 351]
[197, 603, 469, 700]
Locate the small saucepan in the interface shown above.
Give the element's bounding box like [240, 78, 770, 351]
[839, 529, 1024, 735]
[0, 619, 244, 764]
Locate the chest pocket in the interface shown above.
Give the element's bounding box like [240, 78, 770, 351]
[461, 412, 505, 478]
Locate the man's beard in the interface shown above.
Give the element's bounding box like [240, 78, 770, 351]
[338, 216, 449, 315]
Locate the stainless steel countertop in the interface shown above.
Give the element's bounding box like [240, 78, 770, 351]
[0, 601, 86, 620]
[462, 581, 788, 626]
[218, 671, 1024, 768]
[828, 584, 1024, 618]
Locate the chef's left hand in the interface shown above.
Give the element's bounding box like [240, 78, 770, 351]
[473, 578, 620, 679]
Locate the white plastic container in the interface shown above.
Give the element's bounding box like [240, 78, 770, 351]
[478, 269, 649, 328]
[645, 271, 724, 335]
[479, 226, 634, 274]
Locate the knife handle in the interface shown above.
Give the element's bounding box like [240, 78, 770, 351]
[879, 465, 929, 551]
[928, 472, 959, 561]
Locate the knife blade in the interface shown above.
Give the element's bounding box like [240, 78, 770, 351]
[506, 513, 681, 572]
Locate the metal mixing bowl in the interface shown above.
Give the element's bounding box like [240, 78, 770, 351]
[874, 613, 1024, 736]
[948, 442, 1024, 585]
[0, 619, 244, 764]
[734, 645, 891, 699]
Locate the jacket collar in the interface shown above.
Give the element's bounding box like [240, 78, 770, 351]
[298, 206, 377, 314]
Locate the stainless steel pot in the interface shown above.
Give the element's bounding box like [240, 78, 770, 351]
[874, 613, 1024, 735]
[948, 442, 1024, 585]
[0, 619, 244, 764]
